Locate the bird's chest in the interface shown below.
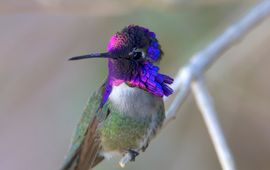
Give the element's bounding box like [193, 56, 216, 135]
[108, 83, 159, 117]
[99, 83, 162, 152]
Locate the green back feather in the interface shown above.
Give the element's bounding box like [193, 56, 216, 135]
[62, 82, 108, 169]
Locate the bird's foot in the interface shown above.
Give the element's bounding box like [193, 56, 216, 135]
[128, 149, 139, 161]
[119, 149, 139, 168]
[142, 142, 149, 152]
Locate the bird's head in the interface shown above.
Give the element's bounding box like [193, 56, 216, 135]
[70, 25, 173, 98]
[106, 25, 162, 63]
[70, 25, 162, 64]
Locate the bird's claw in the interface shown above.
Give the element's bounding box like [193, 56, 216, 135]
[142, 143, 149, 152]
[128, 149, 139, 161]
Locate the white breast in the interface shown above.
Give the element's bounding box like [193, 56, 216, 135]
[109, 83, 159, 117]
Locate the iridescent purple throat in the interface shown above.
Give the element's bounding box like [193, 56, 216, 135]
[128, 61, 173, 97]
[100, 60, 174, 107]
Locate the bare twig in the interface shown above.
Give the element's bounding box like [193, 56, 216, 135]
[165, 0, 270, 124]
[163, 66, 192, 126]
[192, 77, 235, 170]
[119, 0, 270, 168]
[162, 1, 270, 170]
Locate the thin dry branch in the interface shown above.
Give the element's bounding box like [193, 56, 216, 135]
[192, 78, 235, 170]
[164, 0, 270, 125]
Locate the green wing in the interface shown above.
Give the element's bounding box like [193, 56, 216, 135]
[61, 82, 108, 170]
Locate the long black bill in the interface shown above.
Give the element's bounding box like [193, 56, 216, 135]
[69, 52, 115, 61]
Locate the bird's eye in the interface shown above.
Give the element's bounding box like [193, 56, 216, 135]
[133, 51, 142, 60]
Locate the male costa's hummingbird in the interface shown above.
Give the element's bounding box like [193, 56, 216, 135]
[61, 25, 174, 170]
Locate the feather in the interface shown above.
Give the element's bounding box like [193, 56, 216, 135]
[61, 82, 108, 170]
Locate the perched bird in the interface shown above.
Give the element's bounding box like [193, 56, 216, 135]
[61, 25, 174, 170]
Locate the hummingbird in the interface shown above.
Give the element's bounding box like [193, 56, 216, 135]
[61, 25, 174, 170]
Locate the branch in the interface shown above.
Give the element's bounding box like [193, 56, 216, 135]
[192, 77, 235, 170]
[164, 0, 270, 125]
[119, 0, 270, 168]
[163, 1, 270, 170]
[165, 0, 270, 124]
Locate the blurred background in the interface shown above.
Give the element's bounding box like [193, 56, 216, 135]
[0, 0, 269, 170]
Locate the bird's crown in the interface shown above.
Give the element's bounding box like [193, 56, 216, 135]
[107, 25, 163, 63]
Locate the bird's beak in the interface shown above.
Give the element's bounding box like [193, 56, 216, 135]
[69, 52, 116, 61]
